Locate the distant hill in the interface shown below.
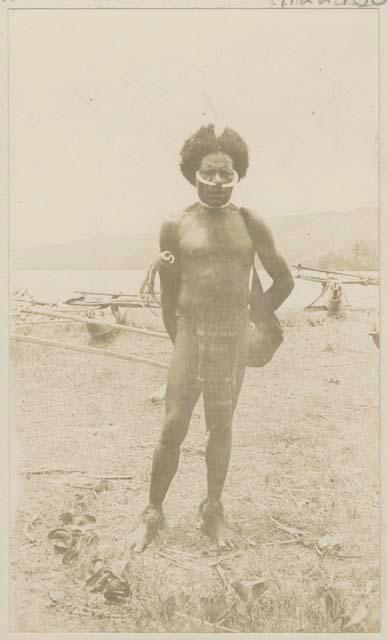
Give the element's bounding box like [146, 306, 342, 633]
[13, 207, 378, 271]
[13, 233, 159, 271]
[268, 206, 378, 269]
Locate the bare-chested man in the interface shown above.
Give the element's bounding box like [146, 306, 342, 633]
[129, 125, 294, 552]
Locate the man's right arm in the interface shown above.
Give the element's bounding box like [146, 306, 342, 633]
[159, 217, 181, 343]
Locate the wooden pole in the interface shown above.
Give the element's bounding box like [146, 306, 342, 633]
[14, 320, 81, 326]
[20, 308, 169, 339]
[11, 334, 169, 369]
[73, 290, 152, 297]
[292, 264, 373, 280]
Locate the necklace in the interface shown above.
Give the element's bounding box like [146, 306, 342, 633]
[198, 197, 232, 210]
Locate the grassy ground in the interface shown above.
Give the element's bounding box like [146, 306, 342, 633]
[10, 306, 380, 633]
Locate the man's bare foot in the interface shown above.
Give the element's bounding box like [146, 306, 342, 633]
[199, 500, 239, 549]
[128, 506, 165, 553]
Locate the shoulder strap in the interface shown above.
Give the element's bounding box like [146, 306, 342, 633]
[239, 207, 265, 319]
[239, 207, 263, 286]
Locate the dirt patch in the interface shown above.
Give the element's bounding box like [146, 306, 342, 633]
[10, 307, 380, 632]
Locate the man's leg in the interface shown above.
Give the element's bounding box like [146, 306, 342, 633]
[200, 426, 238, 549]
[148, 368, 200, 508]
[129, 319, 200, 552]
[200, 327, 249, 547]
[205, 427, 233, 505]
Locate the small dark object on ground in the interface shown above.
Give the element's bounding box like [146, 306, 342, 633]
[368, 330, 379, 349]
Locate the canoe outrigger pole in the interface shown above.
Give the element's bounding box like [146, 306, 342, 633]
[292, 264, 379, 286]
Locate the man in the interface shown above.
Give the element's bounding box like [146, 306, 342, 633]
[129, 125, 294, 552]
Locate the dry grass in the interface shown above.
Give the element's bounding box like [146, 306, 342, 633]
[10, 306, 380, 633]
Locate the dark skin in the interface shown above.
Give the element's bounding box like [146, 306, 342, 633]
[129, 152, 294, 552]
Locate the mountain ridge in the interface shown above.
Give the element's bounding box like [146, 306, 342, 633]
[13, 207, 378, 270]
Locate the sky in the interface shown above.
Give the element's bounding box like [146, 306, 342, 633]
[9, 8, 378, 248]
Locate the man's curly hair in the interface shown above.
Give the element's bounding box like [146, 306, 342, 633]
[180, 124, 249, 185]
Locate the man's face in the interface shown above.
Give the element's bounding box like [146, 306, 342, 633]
[196, 152, 237, 208]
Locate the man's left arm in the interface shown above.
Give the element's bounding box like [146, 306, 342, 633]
[246, 210, 294, 315]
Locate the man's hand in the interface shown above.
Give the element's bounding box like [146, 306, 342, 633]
[242, 209, 294, 314]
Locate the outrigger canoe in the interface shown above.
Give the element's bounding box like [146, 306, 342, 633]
[85, 305, 128, 338]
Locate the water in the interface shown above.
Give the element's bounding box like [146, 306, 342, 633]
[11, 270, 146, 303]
[11, 269, 379, 311]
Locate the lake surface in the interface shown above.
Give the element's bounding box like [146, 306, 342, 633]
[11, 269, 379, 311]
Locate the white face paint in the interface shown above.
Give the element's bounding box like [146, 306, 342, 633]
[196, 152, 238, 209]
[195, 169, 239, 190]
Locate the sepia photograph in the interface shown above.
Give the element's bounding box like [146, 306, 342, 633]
[2, 1, 382, 635]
